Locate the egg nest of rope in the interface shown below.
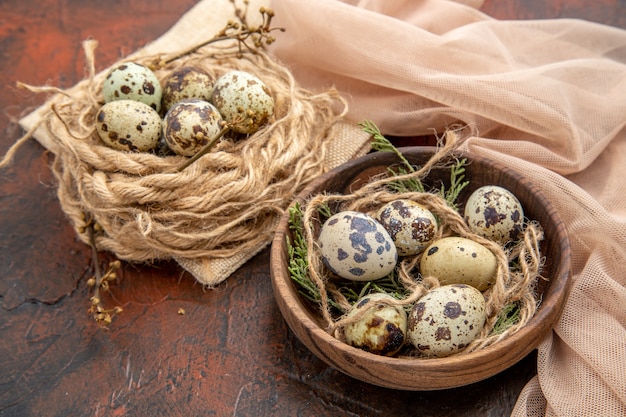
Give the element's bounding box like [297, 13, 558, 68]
[33, 40, 351, 287]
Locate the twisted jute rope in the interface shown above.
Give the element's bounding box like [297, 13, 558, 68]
[2, 39, 355, 284]
[300, 132, 546, 355]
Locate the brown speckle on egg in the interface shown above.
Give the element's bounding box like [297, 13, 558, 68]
[435, 327, 451, 341]
[443, 301, 462, 319]
[143, 81, 155, 95]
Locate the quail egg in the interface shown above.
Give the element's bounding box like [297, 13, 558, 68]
[162, 99, 224, 157]
[210, 70, 274, 134]
[376, 199, 438, 256]
[464, 185, 524, 244]
[103, 62, 162, 112]
[419, 236, 497, 291]
[95, 100, 161, 152]
[343, 293, 407, 356]
[408, 284, 486, 357]
[161, 66, 215, 112]
[318, 211, 397, 281]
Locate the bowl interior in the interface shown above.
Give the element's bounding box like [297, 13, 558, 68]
[270, 146, 571, 390]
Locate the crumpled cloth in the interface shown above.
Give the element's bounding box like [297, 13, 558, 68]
[269, 0, 626, 416]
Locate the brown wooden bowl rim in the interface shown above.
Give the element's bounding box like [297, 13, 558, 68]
[270, 146, 572, 390]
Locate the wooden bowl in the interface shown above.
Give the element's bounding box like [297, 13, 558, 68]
[270, 147, 571, 390]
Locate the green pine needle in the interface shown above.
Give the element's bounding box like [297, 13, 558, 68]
[439, 158, 470, 210]
[359, 120, 426, 193]
[359, 120, 415, 174]
[492, 302, 522, 334]
[359, 120, 469, 208]
[287, 202, 343, 310]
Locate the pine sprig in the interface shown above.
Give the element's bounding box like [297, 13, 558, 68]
[286, 203, 315, 297]
[359, 120, 469, 208]
[286, 203, 342, 310]
[439, 157, 470, 210]
[359, 120, 415, 174]
[358, 120, 426, 193]
[384, 166, 425, 194]
[492, 301, 522, 334]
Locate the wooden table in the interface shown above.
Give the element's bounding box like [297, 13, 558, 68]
[1, 1, 623, 416]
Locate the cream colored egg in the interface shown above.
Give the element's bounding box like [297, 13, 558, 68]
[318, 211, 397, 281]
[162, 99, 223, 157]
[343, 293, 407, 356]
[464, 185, 524, 244]
[210, 70, 274, 134]
[408, 284, 486, 357]
[161, 66, 215, 112]
[103, 62, 162, 112]
[420, 237, 497, 291]
[376, 199, 438, 256]
[96, 100, 161, 152]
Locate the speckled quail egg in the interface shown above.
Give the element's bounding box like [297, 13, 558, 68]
[210, 70, 274, 134]
[464, 185, 524, 244]
[343, 293, 407, 356]
[408, 284, 486, 357]
[96, 100, 162, 152]
[318, 211, 397, 281]
[161, 66, 215, 112]
[103, 62, 162, 112]
[162, 99, 224, 157]
[420, 237, 497, 291]
[376, 199, 438, 257]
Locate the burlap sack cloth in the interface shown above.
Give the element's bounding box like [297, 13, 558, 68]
[17, 0, 626, 415]
[268, 0, 626, 416]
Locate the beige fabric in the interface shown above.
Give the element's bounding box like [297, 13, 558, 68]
[17, 0, 372, 287]
[269, 0, 626, 415]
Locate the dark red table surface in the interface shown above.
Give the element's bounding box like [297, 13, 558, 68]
[1, 1, 624, 416]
